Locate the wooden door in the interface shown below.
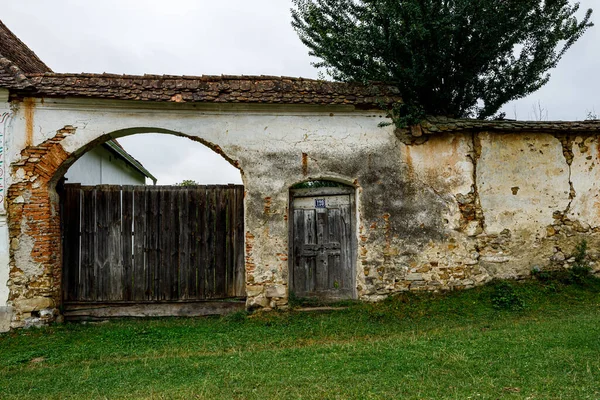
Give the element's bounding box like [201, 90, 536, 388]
[290, 187, 356, 300]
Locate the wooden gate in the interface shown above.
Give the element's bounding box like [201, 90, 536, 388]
[290, 186, 356, 300]
[61, 184, 245, 316]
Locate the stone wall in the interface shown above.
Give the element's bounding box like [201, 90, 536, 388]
[2, 96, 600, 329]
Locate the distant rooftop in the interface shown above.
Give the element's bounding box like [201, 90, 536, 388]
[0, 20, 51, 74]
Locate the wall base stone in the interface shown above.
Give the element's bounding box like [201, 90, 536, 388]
[0, 306, 13, 332]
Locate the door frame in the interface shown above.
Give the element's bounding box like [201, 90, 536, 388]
[288, 185, 358, 300]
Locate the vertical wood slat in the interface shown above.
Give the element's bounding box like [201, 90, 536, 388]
[108, 186, 123, 301]
[146, 188, 160, 301]
[121, 187, 134, 301]
[327, 208, 341, 290]
[187, 188, 199, 299]
[63, 184, 245, 303]
[215, 187, 226, 297]
[234, 187, 246, 297]
[95, 187, 110, 301]
[292, 209, 306, 296]
[205, 187, 216, 298]
[80, 188, 96, 301]
[132, 186, 147, 301]
[305, 210, 316, 294]
[315, 210, 328, 291]
[197, 187, 207, 299]
[340, 204, 353, 289]
[178, 189, 190, 299]
[226, 188, 234, 296]
[169, 187, 181, 300]
[62, 185, 81, 302]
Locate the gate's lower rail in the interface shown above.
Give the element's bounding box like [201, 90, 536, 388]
[62, 299, 246, 321]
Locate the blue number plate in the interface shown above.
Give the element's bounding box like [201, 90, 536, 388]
[315, 199, 326, 208]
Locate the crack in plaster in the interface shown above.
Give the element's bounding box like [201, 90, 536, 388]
[558, 134, 576, 217]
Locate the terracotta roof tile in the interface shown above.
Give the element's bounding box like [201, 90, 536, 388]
[23, 73, 401, 107]
[0, 57, 34, 89]
[411, 116, 600, 136]
[0, 20, 51, 74]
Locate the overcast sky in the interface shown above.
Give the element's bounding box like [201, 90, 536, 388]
[3, 1, 598, 184]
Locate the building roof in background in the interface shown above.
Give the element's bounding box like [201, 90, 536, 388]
[0, 20, 51, 74]
[103, 139, 157, 184]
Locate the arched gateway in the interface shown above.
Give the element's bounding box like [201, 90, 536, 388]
[0, 69, 400, 328]
[5, 19, 600, 331]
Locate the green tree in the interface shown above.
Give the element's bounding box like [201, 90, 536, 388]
[291, 0, 593, 125]
[177, 179, 199, 186]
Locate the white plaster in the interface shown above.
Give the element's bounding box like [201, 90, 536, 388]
[478, 132, 571, 235]
[569, 136, 600, 227]
[0, 93, 11, 308]
[0, 217, 9, 307]
[401, 133, 475, 230]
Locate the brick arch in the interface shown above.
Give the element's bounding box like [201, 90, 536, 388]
[7, 126, 243, 328]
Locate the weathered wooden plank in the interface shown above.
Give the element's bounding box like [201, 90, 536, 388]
[340, 203, 353, 290]
[234, 187, 246, 297]
[158, 188, 171, 301]
[169, 187, 181, 300]
[95, 187, 111, 301]
[146, 188, 160, 301]
[187, 188, 199, 299]
[214, 187, 227, 298]
[315, 210, 328, 291]
[80, 188, 96, 301]
[178, 189, 190, 299]
[62, 185, 81, 302]
[327, 207, 342, 291]
[106, 186, 123, 301]
[132, 187, 147, 301]
[305, 209, 316, 293]
[292, 209, 306, 296]
[121, 187, 134, 301]
[196, 187, 207, 299]
[63, 301, 246, 320]
[205, 187, 216, 298]
[225, 189, 234, 297]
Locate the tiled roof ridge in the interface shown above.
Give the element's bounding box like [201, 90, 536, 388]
[404, 116, 600, 137]
[0, 56, 34, 89]
[0, 20, 52, 74]
[19, 72, 401, 107]
[26, 71, 393, 85]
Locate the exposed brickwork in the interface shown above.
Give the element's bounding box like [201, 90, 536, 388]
[7, 126, 74, 327]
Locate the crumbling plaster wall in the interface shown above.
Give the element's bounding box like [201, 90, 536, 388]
[0, 90, 12, 332]
[3, 96, 600, 329]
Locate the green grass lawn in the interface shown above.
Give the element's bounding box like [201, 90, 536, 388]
[1, 279, 599, 399]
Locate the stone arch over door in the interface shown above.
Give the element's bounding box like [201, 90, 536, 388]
[289, 179, 358, 301]
[6, 126, 244, 327]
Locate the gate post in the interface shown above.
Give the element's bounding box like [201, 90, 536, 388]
[6, 126, 75, 328]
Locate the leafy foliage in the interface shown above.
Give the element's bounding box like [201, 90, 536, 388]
[176, 179, 199, 186]
[292, 0, 593, 125]
[531, 239, 599, 287]
[490, 281, 524, 311]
